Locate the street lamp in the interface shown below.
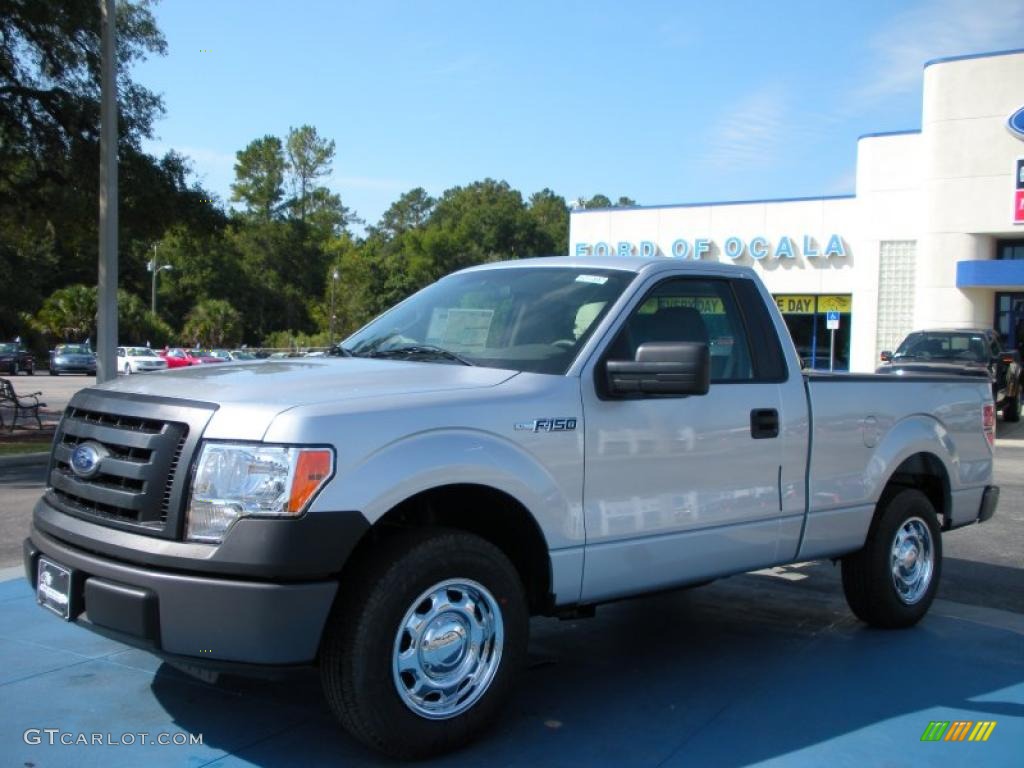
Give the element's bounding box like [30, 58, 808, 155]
[329, 268, 339, 346]
[148, 244, 173, 315]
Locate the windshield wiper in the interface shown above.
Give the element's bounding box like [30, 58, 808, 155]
[366, 344, 474, 366]
[330, 345, 355, 357]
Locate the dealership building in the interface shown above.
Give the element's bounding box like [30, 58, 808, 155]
[570, 49, 1024, 373]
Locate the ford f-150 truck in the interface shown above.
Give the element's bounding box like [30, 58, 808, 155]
[24, 256, 999, 758]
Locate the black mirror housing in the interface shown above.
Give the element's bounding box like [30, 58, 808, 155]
[880, 350, 892, 362]
[605, 342, 710, 396]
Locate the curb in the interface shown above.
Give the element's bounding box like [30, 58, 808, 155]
[0, 452, 49, 468]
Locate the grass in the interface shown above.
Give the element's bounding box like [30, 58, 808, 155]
[0, 442, 51, 456]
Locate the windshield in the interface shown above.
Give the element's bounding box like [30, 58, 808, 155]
[127, 347, 159, 357]
[894, 333, 988, 363]
[56, 344, 91, 354]
[343, 267, 635, 374]
[0, 343, 17, 353]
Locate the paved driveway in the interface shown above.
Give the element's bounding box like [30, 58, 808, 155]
[1, 563, 1021, 767]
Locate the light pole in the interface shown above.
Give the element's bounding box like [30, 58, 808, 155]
[148, 244, 173, 315]
[329, 268, 339, 346]
[96, 0, 118, 384]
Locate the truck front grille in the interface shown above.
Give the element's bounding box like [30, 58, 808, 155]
[46, 392, 216, 539]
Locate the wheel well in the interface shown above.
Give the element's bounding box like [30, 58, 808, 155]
[345, 484, 552, 615]
[882, 452, 951, 527]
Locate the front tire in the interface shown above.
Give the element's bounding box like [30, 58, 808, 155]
[320, 530, 528, 759]
[841, 488, 942, 628]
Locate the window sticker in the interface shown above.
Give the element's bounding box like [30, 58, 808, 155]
[575, 274, 609, 285]
[426, 308, 495, 352]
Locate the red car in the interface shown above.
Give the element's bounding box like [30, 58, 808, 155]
[159, 347, 226, 368]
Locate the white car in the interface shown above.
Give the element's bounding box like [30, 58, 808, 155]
[116, 346, 168, 374]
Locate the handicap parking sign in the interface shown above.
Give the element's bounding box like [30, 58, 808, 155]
[826, 310, 840, 330]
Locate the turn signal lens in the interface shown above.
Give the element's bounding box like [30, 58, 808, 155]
[983, 403, 995, 448]
[289, 449, 333, 513]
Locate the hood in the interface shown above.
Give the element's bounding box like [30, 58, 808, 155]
[876, 361, 991, 378]
[93, 359, 518, 439]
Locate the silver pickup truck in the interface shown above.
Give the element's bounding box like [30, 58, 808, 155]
[24, 256, 999, 758]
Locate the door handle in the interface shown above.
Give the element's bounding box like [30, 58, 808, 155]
[750, 408, 779, 439]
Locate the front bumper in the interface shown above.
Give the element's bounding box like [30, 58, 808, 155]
[24, 491, 370, 666]
[24, 529, 337, 666]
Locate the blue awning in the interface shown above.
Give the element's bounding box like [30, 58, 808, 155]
[956, 260, 1024, 289]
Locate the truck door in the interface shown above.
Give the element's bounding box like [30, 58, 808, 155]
[578, 273, 807, 602]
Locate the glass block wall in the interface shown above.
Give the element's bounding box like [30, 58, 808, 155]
[875, 240, 917, 359]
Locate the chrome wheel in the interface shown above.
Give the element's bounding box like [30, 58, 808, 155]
[392, 578, 504, 720]
[890, 516, 934, 605]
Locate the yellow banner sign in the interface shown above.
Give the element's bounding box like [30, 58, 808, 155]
[773, 294, 852, 314]
[774, 295, 816, 314]
[818, 295, 852, 313]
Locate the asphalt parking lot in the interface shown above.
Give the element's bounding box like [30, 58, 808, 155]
[0, 376, 1021, 766]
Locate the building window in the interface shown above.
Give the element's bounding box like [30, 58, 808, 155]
[876, 240, 916, 360]
[996, 240, 1024, 261]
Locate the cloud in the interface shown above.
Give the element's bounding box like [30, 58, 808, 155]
[856, 0, 1024, 103]
[702, 84, 792, 171]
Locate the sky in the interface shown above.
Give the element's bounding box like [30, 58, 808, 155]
[135, 0, 1024, 231]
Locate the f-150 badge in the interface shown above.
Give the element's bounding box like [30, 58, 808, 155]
[515, 418, 577, 432]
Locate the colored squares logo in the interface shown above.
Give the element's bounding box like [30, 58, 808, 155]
[921, 721, 996, 742]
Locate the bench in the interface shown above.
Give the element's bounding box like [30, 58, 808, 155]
[0, 377, 46, 430]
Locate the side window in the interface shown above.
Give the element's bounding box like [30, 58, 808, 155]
[608, 278, 755, 382]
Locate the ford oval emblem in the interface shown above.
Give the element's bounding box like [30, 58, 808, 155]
[70, 441, 108, 479]
[1009, 106, 1024, 141]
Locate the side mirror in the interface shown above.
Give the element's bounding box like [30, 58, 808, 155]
[880, 350, 892, 362]
[606, 341, 710, 396]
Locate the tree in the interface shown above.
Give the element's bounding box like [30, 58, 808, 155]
[182, 299, 241, 347]
[0, 0, 224, 340]
[372, 187, 435, 240]
[285, 125, 335, 222]
[579, 194, 637, 209]
[32, 285, 97, 341]
[528, 188, 569, 255]
[231, 136, 286, 220]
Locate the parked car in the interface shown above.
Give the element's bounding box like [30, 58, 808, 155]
[877, 328, 1023, 421]
[207, 349, 256, 362]
[0, 341, 35, 375]
[48, 344, 97, 376]
[160, 347, 226, 366]
[116, 346, 169, 374]
[159, 347, 197, 368]
[25, 257, 999, 759]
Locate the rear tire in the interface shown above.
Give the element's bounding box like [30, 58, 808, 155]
[320, 529, 528, 759]
[49, 368, 58, 376]
[1004, 392, 1021, 422]
[841, 488, 941, 628]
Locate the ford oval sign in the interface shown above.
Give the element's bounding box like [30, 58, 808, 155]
[70, 441, 108, 479]
[1009, 106, 1024, 141]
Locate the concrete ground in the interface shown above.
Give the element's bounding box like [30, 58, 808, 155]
[0, 377, 1020, 765]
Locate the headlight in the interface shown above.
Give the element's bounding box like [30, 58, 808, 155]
[186, 443, 333, 543]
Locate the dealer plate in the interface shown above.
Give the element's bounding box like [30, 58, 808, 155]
[37, 557, 72, 620]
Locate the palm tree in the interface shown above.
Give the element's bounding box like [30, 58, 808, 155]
[182, 299, 241, 347]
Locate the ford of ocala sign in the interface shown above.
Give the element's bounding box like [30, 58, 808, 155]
[1008, 105, 1024, 141]
[574, 234, 847, 261]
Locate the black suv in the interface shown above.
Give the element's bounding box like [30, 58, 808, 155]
[0, 341, 35, 375]
[878, 328, 1023, 421]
